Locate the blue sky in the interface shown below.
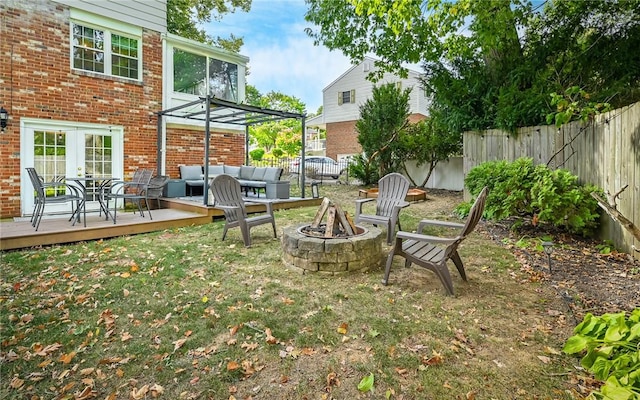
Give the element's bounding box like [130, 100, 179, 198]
[205, 0, 353, 114]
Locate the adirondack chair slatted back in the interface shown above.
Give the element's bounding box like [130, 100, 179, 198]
[439, 188, 488, 261]
[460, 187, 488, 239]
[210, 174, 246, 223]
[376, 173, 410, 216]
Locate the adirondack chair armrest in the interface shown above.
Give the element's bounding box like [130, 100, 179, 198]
[393, 201, 410, 212]
[355, 198, 375, 215]
[417, 219, 465, 233]
[215, 204, 242, 212]
[247, 199, 274, 214]
[396, 230, 458, 245]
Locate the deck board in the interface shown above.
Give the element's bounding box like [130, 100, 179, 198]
[1, 197, 322, 250]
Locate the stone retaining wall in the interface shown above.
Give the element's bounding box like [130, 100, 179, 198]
[281, 224, 384, 274]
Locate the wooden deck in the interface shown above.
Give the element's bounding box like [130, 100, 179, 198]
[0, 196, 322, 251]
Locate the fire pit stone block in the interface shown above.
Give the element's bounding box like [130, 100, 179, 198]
[281, 224, 384, 275]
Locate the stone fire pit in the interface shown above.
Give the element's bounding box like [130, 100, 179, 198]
[281, 224, 383, 274]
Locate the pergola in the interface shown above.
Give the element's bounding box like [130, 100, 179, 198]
[156, 96, 308, 205]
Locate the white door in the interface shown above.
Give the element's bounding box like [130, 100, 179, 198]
[21, 120, 124, 216]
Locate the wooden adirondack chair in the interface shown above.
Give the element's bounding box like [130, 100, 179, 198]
[382, 187, 488, 295]
[210, 174, 277, 247]
[355, 172, 411, 244]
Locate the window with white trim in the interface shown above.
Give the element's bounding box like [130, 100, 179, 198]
[72, 22, 141, 80]
[173, 48, 239, 102]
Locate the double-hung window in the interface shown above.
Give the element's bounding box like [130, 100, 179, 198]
[72, 21, 141, 80]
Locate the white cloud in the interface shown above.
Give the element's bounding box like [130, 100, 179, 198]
[244, 36, 352, 113]
[205, 0, 353, 114]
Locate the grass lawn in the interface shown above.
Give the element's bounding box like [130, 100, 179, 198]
[1, 184, 581, 399]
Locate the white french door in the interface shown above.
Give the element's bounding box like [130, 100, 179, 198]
[21, 120, 123, 216]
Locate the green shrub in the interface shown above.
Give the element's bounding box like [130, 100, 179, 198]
[465, 158, 536, 220]
[271, 148, 284, 158]
[530, 168, 602, 236]
[564, 309, 640, 399]
[350, 154, 380, 185]
[464, 158, 601, 235]
[250, 148, 265, 161]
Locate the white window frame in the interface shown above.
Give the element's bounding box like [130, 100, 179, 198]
[69, 10, 142, 81]
[171, 47, 239, 102]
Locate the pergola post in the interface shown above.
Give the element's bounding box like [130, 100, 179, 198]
[245, 125, 250, 166]
[301, 116, 306, 198]
[203, 96, 211, 206]
[156, 113, 163, 175]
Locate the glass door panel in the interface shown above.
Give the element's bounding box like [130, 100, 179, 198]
[23, 124, 123, 216]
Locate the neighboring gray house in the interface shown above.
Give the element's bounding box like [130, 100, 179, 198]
[308, 57, 429, 162]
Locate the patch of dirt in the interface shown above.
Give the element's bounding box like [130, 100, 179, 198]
[483, 221, 640, 322]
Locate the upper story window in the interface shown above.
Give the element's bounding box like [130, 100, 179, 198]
[173, 49, 238, 102]
[72, 22, 140, 80]
[338, 89, 355, 105]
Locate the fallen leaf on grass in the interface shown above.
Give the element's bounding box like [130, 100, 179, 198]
[240, 342, 259, 352]
[172, 338, 187, 352]
[265, 328, 278, 344]
[423, 350, 444, 366]
[337, 323, 348, 335]
[150, 384, 164, 397]
[544, 346, 561, 355]
[59, 351, 76, 364]
[75, 386, 95, 400]
[281, 297, 295, 305]
[227, 361, 240, 371]
[395, 367, 408, 376]
[358, 373, 374, 392]
[326, 371, 340, 389]
[9, 376, 24, 389]
[301, 347, 316, 356]
[130, 385, 149, 400]
[537, 355, 551, 364]
[121, 332, 133, 342]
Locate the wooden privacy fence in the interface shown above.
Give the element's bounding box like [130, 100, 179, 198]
[463, 102, 639, 259]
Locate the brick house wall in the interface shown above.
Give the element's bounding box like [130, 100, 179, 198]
[0, 0, 245, 218]
[165, 127, 245, 179]
[325, 113, 427, 161]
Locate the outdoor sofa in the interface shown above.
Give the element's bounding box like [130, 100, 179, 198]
[179, 165, 285, 198]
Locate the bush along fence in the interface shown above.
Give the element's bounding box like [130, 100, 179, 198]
[463, 102, 639, 258]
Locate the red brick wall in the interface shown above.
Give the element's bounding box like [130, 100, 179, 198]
[326, 120, 359, 160]
[0, 1, 243, 218]
[325, 113, 426, 160]
[0, 1, 162, 217]
[165, 128, 245, 179]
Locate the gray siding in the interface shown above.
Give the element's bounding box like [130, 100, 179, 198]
[322, 58, 428, 124]
[53, 0, 166, 32]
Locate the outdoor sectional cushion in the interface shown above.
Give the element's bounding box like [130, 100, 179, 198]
[208, 165, 225, 176]
[262, 167, 282, 182]
[251, 167, 267, 181]
[239, 166, 256, 180]
[180, 165, 204, 186]
[224, 166, 241, 178]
